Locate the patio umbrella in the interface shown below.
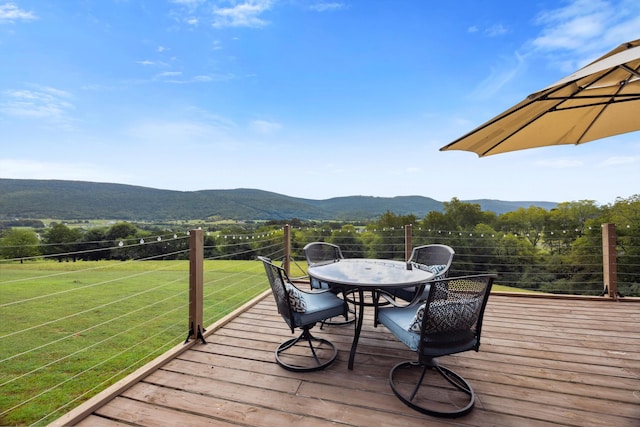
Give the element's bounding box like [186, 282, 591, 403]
[440, 38, 640, 156]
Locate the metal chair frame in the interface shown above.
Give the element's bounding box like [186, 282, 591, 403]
[303, 242, 356, 326]
[378, 274, 495, 418]
[259, 256, 345, 372]
[395, 244, 455, 304]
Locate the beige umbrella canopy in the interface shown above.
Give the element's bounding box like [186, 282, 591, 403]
[440, 38, 640, 157]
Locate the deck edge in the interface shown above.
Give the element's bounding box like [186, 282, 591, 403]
[48, 289, 271, 427]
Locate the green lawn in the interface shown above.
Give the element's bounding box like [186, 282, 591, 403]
[1, 259, 527, 425]
[0, 259, 268, 426]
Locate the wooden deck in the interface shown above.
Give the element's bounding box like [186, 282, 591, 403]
[52, 292, 640, 427]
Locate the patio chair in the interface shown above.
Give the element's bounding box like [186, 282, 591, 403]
[303, 242, 355, 326]
[258, 256, 346, 372]
[377, 274, 495, 418]
[391, 244, 455, 304]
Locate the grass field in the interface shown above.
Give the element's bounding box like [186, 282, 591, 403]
[0, 259, 526, 425]
[0, 259, 268, 426]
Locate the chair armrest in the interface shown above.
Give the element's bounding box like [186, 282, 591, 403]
[379, 283, 430, 307]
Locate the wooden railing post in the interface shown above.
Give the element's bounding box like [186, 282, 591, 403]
[602, 223, 619, 299]
[405, 224, 413, 261]
[283, 224, 291, 276]
[187, 228, 206, 343]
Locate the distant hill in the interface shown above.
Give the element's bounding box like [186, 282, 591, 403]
[0, 179, 557, 221]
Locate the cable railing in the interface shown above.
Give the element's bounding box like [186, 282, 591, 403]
[1, 223, 638, 425]
[284, 223, 638, 298]
[0, 229, 280, 426]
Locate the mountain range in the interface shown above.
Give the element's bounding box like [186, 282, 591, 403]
[0, 179, 558, 221]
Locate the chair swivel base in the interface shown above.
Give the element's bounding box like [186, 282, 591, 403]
[389, 360, 475, 418]
[275, 329, 338, 372]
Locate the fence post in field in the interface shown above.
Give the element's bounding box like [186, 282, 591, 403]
[602, 223, 619, 299]
[405, 224, 412, 261]
[187, 228, 206, 343]
[283, 224, 291, 277]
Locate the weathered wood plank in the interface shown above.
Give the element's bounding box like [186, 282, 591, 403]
[51, 294, 640, 427]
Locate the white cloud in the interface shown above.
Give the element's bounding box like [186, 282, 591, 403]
[125, 118, 236, 147]
[597, 156, 638, 167]
[0, 87, 74, 122]
[169, 1, 274, 29]
[530, 0, 640, 70]
[471, 51, 526, 99]
[532, 0, 610, 51]
[485, 24, 508, 37]
[473, 1, 640, 99]
[250, 119, 281, 133]
[0, 3, 37, 22]
[211, 1, 273, 28]
[308, 2, 346, 12]
[156, 71, 183, 78]
[153, 72, 235, 84]
[174, 0, 204, 5]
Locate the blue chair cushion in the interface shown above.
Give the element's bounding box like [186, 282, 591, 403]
[377, 305, 422, 351]
[310, 277, 330, 290]
[290, 290, 345, 327]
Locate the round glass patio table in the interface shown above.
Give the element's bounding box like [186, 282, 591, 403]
[308, 258, 434, 370]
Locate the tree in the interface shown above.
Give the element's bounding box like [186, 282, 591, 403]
[329, 224, 365, 258]
[106, 222, 139, 241]
[544, 201, 602, 254]
[442, 198, 496, 230]
[0, 228, 41, 262]
[42, 223, 83, 261]
[498, 206, 548, 247]
[79, 227, 111, 261]
[602, 194, 640, 296]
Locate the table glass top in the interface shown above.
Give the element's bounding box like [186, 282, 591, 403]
[308, 258, 434, 288]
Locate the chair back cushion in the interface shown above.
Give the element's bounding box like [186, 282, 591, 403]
[379, 274, 494, 357]
[409, 297, 480, 334]
[409, 245, 455, 301]
[259, 256, 345, 331]
[285, 283, 307, 313]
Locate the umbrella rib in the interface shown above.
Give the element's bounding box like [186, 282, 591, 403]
[574, 62, 640, 143]
[442, 80, 577, 155]
[480, 82, 583, 156]
[620, 64, 640, 78]
[485, 62, 640, 153]
[573, 65, 640, 144]
[548, 95, 640, 111]
[442, 39, 640, 156]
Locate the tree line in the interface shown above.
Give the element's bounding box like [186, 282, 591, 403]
[1, 195, 639, 296]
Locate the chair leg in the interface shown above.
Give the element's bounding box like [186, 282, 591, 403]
[389, 360, 476, 418]
[275, 328, 338, 372]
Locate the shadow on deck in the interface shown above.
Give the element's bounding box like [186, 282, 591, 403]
[51, 292, 640, 427]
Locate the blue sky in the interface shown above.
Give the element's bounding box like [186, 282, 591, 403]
[1, 0, 639, 205]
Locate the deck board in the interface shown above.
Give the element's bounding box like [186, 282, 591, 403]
[57, 294, 640, 426]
